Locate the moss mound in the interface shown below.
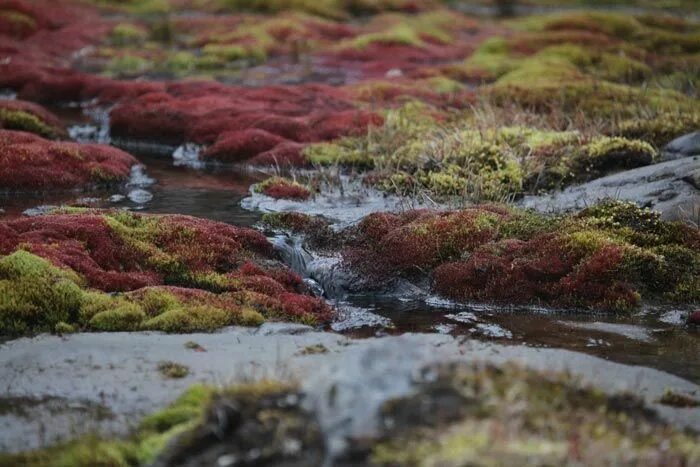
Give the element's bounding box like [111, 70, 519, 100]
[0, 211, 334, 335]
[343, 200, 699, 312]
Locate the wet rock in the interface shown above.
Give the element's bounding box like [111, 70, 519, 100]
[521, 156, 700, 221]
[662, 131, 700, 161]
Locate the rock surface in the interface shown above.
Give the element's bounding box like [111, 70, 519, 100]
[1, 324, 698, 453]
[663, 131, 700, 161]
[521, 156, 700, 220]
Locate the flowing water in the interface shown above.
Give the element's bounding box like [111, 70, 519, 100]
[1, 102, 697, 385]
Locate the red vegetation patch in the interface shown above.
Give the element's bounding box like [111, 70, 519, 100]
[347, 209, 504, 276]
[0, 129, 137, 191]
[257, 177, 312, 200]
[202, 129, 288, 162]
[249, 141, 306, 166]
[0, 0, 110, 99]
[0, 211, 334, 324]
[0, 212, 272, 292]
[108, 83, 383, 165]
[430, 235, 637, 310]
[344, 206, 690, 311]
[688, 311, 700, 326]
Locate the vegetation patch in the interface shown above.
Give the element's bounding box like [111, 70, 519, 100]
[255, 176, 312, 200]
[157, 361, 189, 379]
[0, 211, 334, 335]
[304, 103, 660, 200]
[0, 130, 136, 191]
[341, 200, 699, 312]
[0, 100, 66, 139]
[370, 362, 700, 466]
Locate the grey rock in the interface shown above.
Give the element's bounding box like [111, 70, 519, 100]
[1, 327, 698, 453]
[662, 131, 700, 161]
[521, 156, 700, 220]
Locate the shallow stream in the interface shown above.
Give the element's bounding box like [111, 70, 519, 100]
[1, 102, 697, 384]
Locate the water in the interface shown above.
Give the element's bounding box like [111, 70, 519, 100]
[1, 102, 698, 385]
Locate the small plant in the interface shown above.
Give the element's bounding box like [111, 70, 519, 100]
[657, 389, 700, 408]
[297, 343, 329, 355]
[255, 176, 312, 200]
[157, 361, 189, 379]
[184, 341, 206, 352]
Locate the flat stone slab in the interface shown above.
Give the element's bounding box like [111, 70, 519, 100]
[521, 156, 700, 220]
[1, 323, 698, 453]
[663, 131, 700, 161]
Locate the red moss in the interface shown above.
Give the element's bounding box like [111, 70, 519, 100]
[108, 83, 369, 164]
[202, 129, 288, 162]
[0, 130, 137, 191]
[431, 231, 642, 311]
[279, 292, 334, 323]
[248, 141, 307, 166]
[309, 110, 384, 140]
[688, 311, 700, 326]
[258, 177, 312, 200]
[345, 207, 668, 311]
[0, 212, 272, 292]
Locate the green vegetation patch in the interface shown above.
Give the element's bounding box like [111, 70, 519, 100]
[304, 103, 659, 201]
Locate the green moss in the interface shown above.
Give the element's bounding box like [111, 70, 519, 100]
[109, 23, 148, 46]
[304, 140, 374, 167]
[0, 251, 84, 335]
[137, 288, 180, 317]
[54, 321, 76, 334]
[102, 212, 190, 285]
[496, 55, 585, 87]
[344, 24, 422, 49]
[142, 305, 231, 332]
[201, 43, 266, 63]
[0, 108, 60, 139]
[106, 54, 152, 76]
[164, 51, 196, 74]
[79, 291, 118, 324]
[298, 343, 328, 355]
[614, 112, 700, 146]
[89, 303, 146, 331]
[238, 306, 266, 326]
